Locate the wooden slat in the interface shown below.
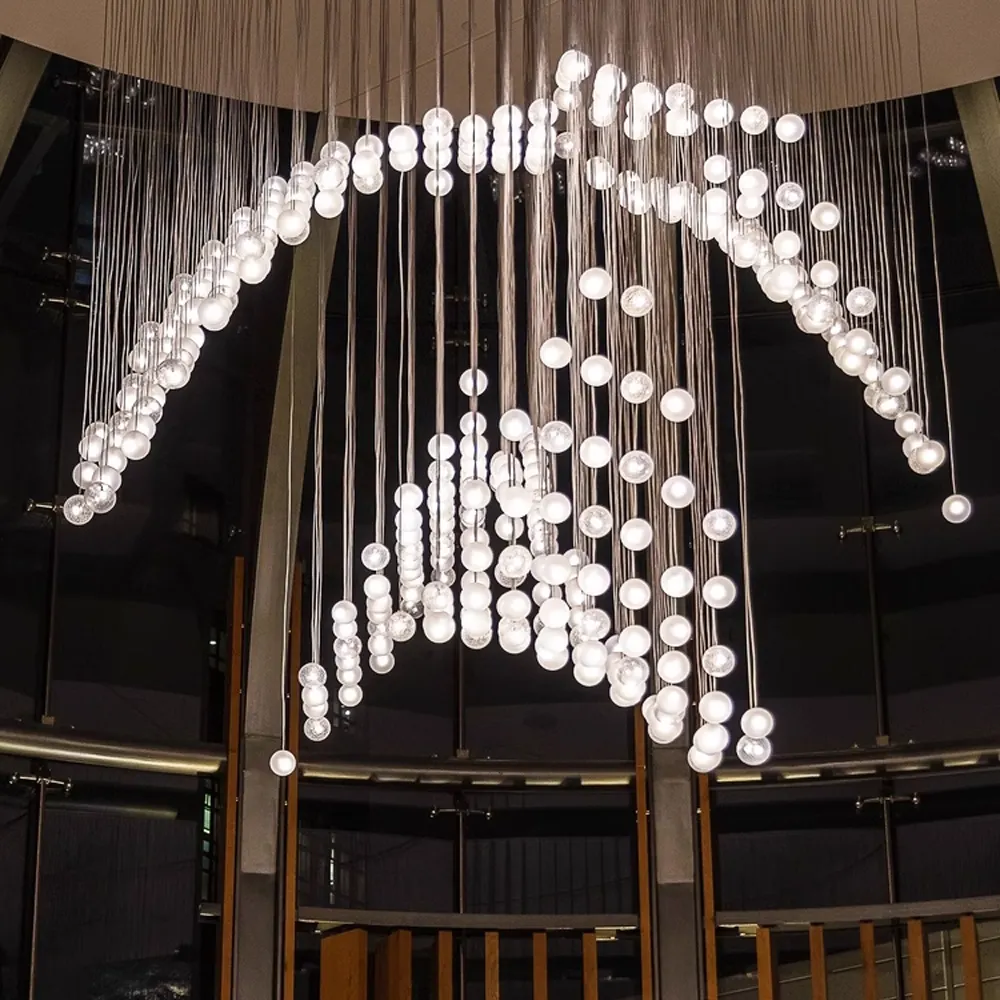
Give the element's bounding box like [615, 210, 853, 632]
[219, 557, 245, 1000]
[632, 708, 654, 1000]
[374, 936, 390, 1000]
[698, 773, 719, 1000]
[860, 922, 878, 1000]
[907, 919, 930, 1000]
[485, 931, 500, 1000]
[320, 928, 368, 1000]
[532, 932, 548, 1000]
[756, 927, 777, 1000]
[283, 565, 303, 1000]
[391, 930, 413, 1000]
[961, 915, 983, 1000]
[582, 932, 599, 1000]
[808, 924, 827, 1000]
[435, 931, 454, 1000]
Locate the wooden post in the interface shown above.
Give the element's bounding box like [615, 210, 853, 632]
[532, 932, 548, 1000]
[633, 708, 654, 999]
[485, 932, 500, 1000]
[961, 915, 983, 1000]
[859, 922, 877, 1000]
[282, 565, 303, 1000]
[756, 927, 777, 1000]
[320, 928, 368, 1000]
[808, 925, 827, 1000]
[697, 773, 718, 1000]
[582, 932, 599, 1000]
[219, 557, 245, 1000]
[907, 920, 930, 1000]
[435, 931, 454, 1000]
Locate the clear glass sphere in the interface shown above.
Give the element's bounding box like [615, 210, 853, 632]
[497, 590, 532, 619]
[619, 450, 654, 484]
[703, 98, 734, 128]
[660, 388, 695, 422]
[269, 749, 297, 776]
[942, 493, 972, 523]
[775, 113, 806, 143]
[361, 543, 391, 571]
[875, 393, 906, 420]
[772, 230, 801, 259]
[620, 371, 654, 404]
[578, 608, 611, 640]
[363, 574, 391, 600]
[298, 662, 327, 687]
[62, 494, 93, 525]
[741, 706, 775, 738]
[461, 541, 494, 572]
[460, 581, 491, 611]
[579, 435, 612, 468]
[539, 420, 573, 453]
[619, 518, 653, 551]
[736, 193, 765, 219]
[846, 286, 877, 317]
[156, 358, 191, 390]
[313, 189, 345, 219]
[810, 201, 841, 232]
[703, 508, 737, 541]
[573, 639, 609, 671]
[388, 610, 417, 640]
[654, 685, 689, 720]
[388, 149, 419, 172]
[72, 461, 99, 488]
[331, 600, 358, 624]
[661, 475, 695, 509]
[554, 131, 576, 159]
[579, 267, 613, 300]
[579, 505, 613, 539]
[703, 575, 738, 609]
[844, 328, 873, 354]
[704, 188, 729, 216]
[659, 614, 693, 646]
[84, 482, 117, 514]
[498, 485, 533, 518]
[660, 565, 694, 598]
[425, 169, 454, 197]
[585, 156, 617, 190]
[620, 285, 654, 317]
[302, 683, 330, 708]
[303, 717, 332, 741]
[459, 368, 488, 397]
[910, 439, 946, 475]
[647, 714, 684, 745]
[539, 337, 572, 369]
[619, 578, 651, 610]
[498, 617, 532, 654]
[880, 367, 911, 396]
[736, 735, 772, 765]
[580, 355, 613, 386]
[702, 644, 736, 677]
[694, 722, 730, 755]
[497, 545, 532, 579]
[338, 684, 364, 708]
[740, 105, 770, 134]
[810, 260, 839, 288]
[303, 700, 330, 719]
[775, 182, 805, 211]
[577, 563, 611, 597]
[739, 169, 769, 197]
[894, 411, 923, 438]
[459, 478, 491, 510]
[703, 154, 731, 184]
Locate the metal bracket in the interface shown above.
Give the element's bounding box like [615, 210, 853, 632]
[25, 498, 63, 518]
[856, 793, 919, 812]
[39, 294, 90, 312]
[10, 772, 72, 795]
[43, 248, 92, 266]
[431, 806, 492, 820]
[839, 517, 900, 541]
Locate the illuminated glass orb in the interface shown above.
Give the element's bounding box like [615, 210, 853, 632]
[459, 368, 488, 397]
[659, 614, 693, 647]
[554, 132, 577, 159]
[619, 578, 651, 611]
[575, 609, 610, 641]
[156, 358, 191, 390]
[497, 590, 532, 620]
[630, 81, 663, 115]
[496, 617, 530, 654]
[301, 717, 331, 741]
[537, 646, 570, 671]
[660, 82, 692, 111]
[362, 574, 391, 600]
[771, 230, 801, 259]
[619, 625, 652, 658]
[623, 116, 651, 141]
[658, 566, 693, 600]
[461, 541, 494, 572]
[619, 450, 654, 484]
[894, 411, 923, 438]
[580, 354, 614, 386]
[361, 543, 390, 572]
[593, 62, 627, 99]
[874, 392, 906, 420]
[425, 169, 454, 197]
[423, 611, 457, 644]
[95, 465, 122, 492]
[738, 169, 769, 197]
[334, 634, 363, 659]
[579, 505, 613, 539]
[269, 749, 297, 776]
[736, 735, 772, 765]
[579, 266, 613, 300]
[573, 639, 609, 672]
[619, 518, 653, 552]
[338, 684, 364, 708]
[240, 254, 273, 283]
[648, 714, 684, 745]
[499, 485, 533, 518]
[459, 412, 487, 437]
[620, 284, 654, 317]
[585, 156, 616, 190]
[577, 563, 611, 596]
[703, 154, 732, 184]
[539, 492, 572, 524]
[810, 201, 841, 232]
[701, 644, 735, 678]
[736, 194, 764, 219]
[331, 599, 358, 624]
[703, 99, 734, 128]
[84, 482, 116, 514]
[703, 190, 730, 219]
[72, 461, 98, 488]
[740, 105, 769, 134]
[661, 475, 695, 509]
[620, 370, 654, 404]
[303, 700, 330, 719]
[655, 685, 689, 719]
[276, 208, 309, 242]
[941, 494, 972, 524]
[699, 690, 733, 725]
[774, 181, 805, 211]
[741, 706, 775, 738]
[538, 597, 570, 629]
[387, 611, 416, 641]
[302, 683, 329, 708]
[703, 575, 737, 609]
[460, 478, 491, 510]
[665, 107, 700, 136]
[836, 349, 867, 376]
[539, 420, 573, 453]
[846, 286, 877, 317]
[498, 408, 532, 442]
[62, 494, 93, 526]
[539, 337, 572, 368]
[387, 124, 419, 152]
[694, 722, 730, 755]
[880, 366, 911, 396]
[687, 746, 722, 773]
[652, 652, 688, 685]
[579, 435, 612, 469]
[659, 388, 695, 423]
[810, 260, 839, 288]
[775, 113, 806, 143]
[702, 508, 737, 542]
[911, 439, 946, 475]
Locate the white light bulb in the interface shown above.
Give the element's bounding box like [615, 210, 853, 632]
[579, 267, 613, 300]
[703, 575, 738, 609]
[269, 749, 297, 777]
[942, 494, 972, 523]
[661, 475, 695, 509]
[539, 337, 572, 368]
[619, 518, 653, 551]
[656, 651, 691, 684]
[775, 114, 806, 143]
[579, 435, 612, 468]
[659, 614, 692, 647]
[741, 706, 775, 738]
[660, 388, 695, 422]
[703, 155, 731, 184]
[580, 355, 614, 386]
[810, 201, 841, 232]
[619, 578, 652, 610]
[660, 566, 694, 598]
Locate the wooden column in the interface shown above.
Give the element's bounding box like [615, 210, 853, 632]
[485, 932, 500, 1000]
[859, 922, 878, 1000]
[219, 557, 245, 1000]
[698, 773, 719, 1000]
[532, 932, 548, 1000]
[435, 931, 454, 1000]
[961, 915, 983, 1000]
[375, 930, 413, 1000]
[319, 928, 368, 1000]
[582, 932, 599, 1000]
[907, 920, 930, 1000]
[633, 709, 654, 1000]
[756, 927, 777, 1000]
[808, 925, 827, 1000]
[282, 567, 303, 1000]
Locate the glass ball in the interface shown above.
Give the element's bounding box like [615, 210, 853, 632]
[276, 208, 309, 242]
[579, 505, 613, 538]
[703, 575, 738, 609]
[539, 420, 573, 453]
[619, 625, 652, 657]
[460, 581, 491, 611]
[427, 435, 457, 463]
[619, 450, 654, 484]
[652, 686, 687, 720]
[425, 169, 454, 197]
[498, 485, 533, 518]
[648, 714, 684, 745]
[303, 700, 330, 719]
[338, 684, 364, 708]
[536, 645, 570, 671]
[687, 746, 723, 773]
[580, 355, 613, 386]
[656, 651, 691, 684]
[660, 614, 692, 647]
[620, 371, 654, 404]
[62, 494, 93, 525]
[362, 574, 390, 600]
[661, 475, 695, 508]
[313, 189, 345, 219]
[538, 597, 571, 629]
[334, 634, 363, 658]
[461, 542, 494, 572]
[736, 194, 765, 219]
[579, 608, 611, 640]
[703, 509, 737, 541]
[72, 461, 99, 488]
[269, 749, 297, 776]
[880, 367, 911, 396]
[694, 722, 730, 755]
[703, 99, 734, 128]
[498, 545, 532, 579]
[423, 611, 456, 643]
[539, 337, 572, 368]
[740, 105, 769, 134]
[498, 617, 532, 654]
[459, 478, 491, 510]
[579, 267, 613, 300]
[84, 482, 117, 514]
[459, 368, 488, 397]
[699, 690, 734, 725]
[497, 409, 530, 443]
[844, 327, 873, 355]
[302, 683, 330, 708]
[620, 518, 653, 551]
[810, 201, 841, 232]
[331, 600, 358, 624]
[942, 494, 972, 523]
[389, 149, 419, 172]
[660, 388, 695, 422]
[738, 169, 769, 198]
[902, 432, 926, 458]
[846, 286, 877, 317]
[775, 113, 806, 143]
[619, 578, 651, 610]
[736, 735, 772, 765]
[874, 393, 906, 420]
[703, 154, 732, 184]
[704, 188, 730, 216]
[585, 156, 617, 190]
[554, 132, 577, 159]
[577, 563, 611, 597]
[660, 566, 694, 598]
[536, 625, 569, 654]
[775, 182, 805, 211]
[302, 717, 332, 741]
[702, 644, 736, 677]
[894, 411, 923, 438]
[579, 435, 612, 468]
[388, 610, 417, 640]
[539, 492, 572, 524]
[910, 439, 946, 475]
[810, 260, 839, 288]
[741, 706, 775, 738]
[361, 543, 391, 571]
[497, 590, 532, 619]
[156, 358, 191, 390]
[573, 639, 609, 671]
[771, 230, 801, 260]
[557, 48, 592, 84]
[620, 285, 654, 317]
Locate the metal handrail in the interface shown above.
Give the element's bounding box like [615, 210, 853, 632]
[297, 906, 640, 931]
